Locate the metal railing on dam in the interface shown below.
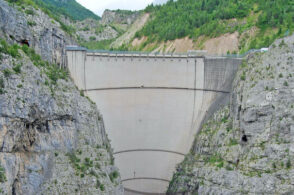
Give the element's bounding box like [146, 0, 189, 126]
[66, 46, 253, 58]
[66, 47, 242, 194]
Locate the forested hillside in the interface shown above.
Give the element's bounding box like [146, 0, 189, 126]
[132, 0, 294, 53]
[6, 0, 99, 21]
[33, 0, 100, 20]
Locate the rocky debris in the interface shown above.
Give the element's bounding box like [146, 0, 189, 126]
[0, 0, 75, 66]
[168, 34, 294, 194]
[0, 49, 123, 194]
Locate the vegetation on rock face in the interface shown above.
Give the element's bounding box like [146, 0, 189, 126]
[7, 0, 99, 21]
[168, 35, 294, 194]
[0, 163, 6, 183]
[6, 0, 76, 36]
[80, 39, 115, 50]
[33, 0, 100, 21]
[0, 39, 68, 85]
[135, 0, 293, 52]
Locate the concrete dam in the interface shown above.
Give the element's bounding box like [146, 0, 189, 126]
[66, 47, 242, 194]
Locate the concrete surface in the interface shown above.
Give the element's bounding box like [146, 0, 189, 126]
[66, 49, 241, 194]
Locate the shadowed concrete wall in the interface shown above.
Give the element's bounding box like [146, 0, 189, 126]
[66, 49, 241, 194]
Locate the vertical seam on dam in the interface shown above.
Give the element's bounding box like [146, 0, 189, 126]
[84, 52, 87, 90]
[190, 58, 197, 131]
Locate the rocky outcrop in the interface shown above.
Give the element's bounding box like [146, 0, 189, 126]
[75, 19, 119, 42]
[74, 10, 141, 43]
[0, 0, 75, 66]
[101, 10, 140, 26]
[0, 0, 31, 45]
[0, 46, 123, 193]
[168, 35, 294, 194]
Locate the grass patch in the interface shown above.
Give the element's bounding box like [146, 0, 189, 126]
[0, 163, 7, 183]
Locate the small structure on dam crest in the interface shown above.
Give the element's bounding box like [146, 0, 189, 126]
[66, 46, 242, 194]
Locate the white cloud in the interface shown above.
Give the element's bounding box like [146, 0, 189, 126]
[76, 0, 155, 16]
[152, 0, 168, 5]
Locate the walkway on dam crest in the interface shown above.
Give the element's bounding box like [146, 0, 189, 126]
[66, 47, 242, 194]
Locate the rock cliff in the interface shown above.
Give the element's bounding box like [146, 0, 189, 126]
[168, 35, 294, 194]
[0, 1, 123, 194]
[101, 10, 140, 26]
[0, 0, 74, 66]
[74, 9, 141, 44]
[0, 41, 123, 194]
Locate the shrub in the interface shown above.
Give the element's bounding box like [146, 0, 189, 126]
[0, 77, 4, 94]
[109, 171, 119, 182]
[45, 64, 67, 84]
[25, 9, 34, 15]
[225, 165, 233, 171]
[286, 159, 291, 169]
[89, 36, 96, 41]
[240, 74, 246, 81]
[229, 138, 238, 146]
[217, 162, 224, 168]
[100, 184, 105, 191]
[3, 69, 12, 78]
[13, 63, 22, 74]
[17, 84, 23, 88]
[80, 90, 84, 97]
[27, 20, 37, 26]
[7, 44, 20, 58]
[0, 164, 7, 183]
[21, 44, 29, 54]
[82, 26, 90, 31]
[279, 73, 283, 78]
[0, 39, 8, 53]
[221, 115, 229, 123]
[283, 81, 289, 86]
[279, 40, 286, 48]
[96, 180, 101, 189]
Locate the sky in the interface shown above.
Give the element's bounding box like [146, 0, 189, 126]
[76, 0, 168, 16]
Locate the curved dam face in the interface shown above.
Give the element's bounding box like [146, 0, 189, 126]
[66, 48, 241, 194]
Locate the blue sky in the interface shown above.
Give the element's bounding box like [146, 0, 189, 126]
[76, 0, 168, 16]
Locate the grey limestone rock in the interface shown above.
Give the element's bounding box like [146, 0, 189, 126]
[168, 34, 294, 194]
[0, 50, 123, 194]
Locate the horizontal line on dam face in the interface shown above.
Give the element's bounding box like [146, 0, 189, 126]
[124, 187, 166, 195]
[122, 177, 170, 183]
[113, 149, 185, 156]
[84, 86, 230, 93]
